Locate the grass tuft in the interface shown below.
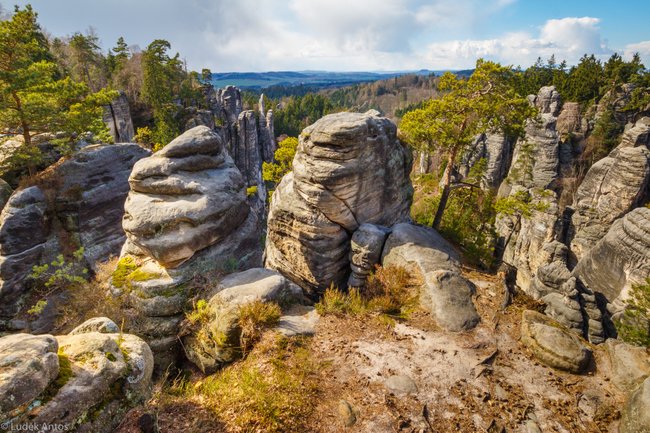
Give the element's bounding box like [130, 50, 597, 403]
[238, 301, 282, 354]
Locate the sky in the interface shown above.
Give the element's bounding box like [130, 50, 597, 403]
[1, 0, 650, 72]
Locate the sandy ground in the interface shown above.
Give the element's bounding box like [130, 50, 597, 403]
[115, 269, 625, 433]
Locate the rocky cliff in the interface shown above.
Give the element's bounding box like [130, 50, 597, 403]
[0, 143, 149, 331]
[103, 91, 135, 143]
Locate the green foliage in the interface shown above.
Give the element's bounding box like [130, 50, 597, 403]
[262, 136, 298, 184]
[401, 60, 534, 229]
[0, 6, 116, 176]
[616, 278, 650, 347]
[412, 161, 498, 268]
[494, 189, 550, 219]
[134, 126, 154, 146]
[246, 185, 258, 197]
[27, 299, 48, 315]
[274, 94, 335, 136]
[186, 299, 211, 325]
[30, 247, 88, 292]
[111, 256, 138, 289]
[583, 107, 625, 164]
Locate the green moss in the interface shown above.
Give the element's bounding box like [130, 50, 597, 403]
[39, 350, 74, 404]
[111, 256, 138, 289]
[246, 185, 258, 197]
[112, 256, 162, 290]
[106, 352, 117, 362]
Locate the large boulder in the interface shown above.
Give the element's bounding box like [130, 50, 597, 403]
[123, 126, 250, 268]
[183, 268, 303, 373]
[117, 126, 262, 373]
[0, 143, 149, 325]
[0, 324, 153, 433]
[520, 310, 592, 374]
[348, 223, 390, 288]
[569, 118, 650, 261]
[605, 339, 650, 392]
[381, 223, 479, 331]
[265, 110, 413, 295]
[103, 90, 135, 143]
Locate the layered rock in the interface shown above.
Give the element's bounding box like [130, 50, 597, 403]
[103, 91, 135, 143]
[0, 143, 149, 327]
[0, 319, 153, 433]
[520, 310, 592, 374]
[183, 268, 303, 373]
[459, 132, 515, 188]
[605, 339, 650, 392]
[117, 126, 262, 372]
[569, 118, 650, 261]
[348, 223, 391, 288]
[381, 223, 480, 331]
[574, 207, 650, 311]
[265, 110, 413, 295]
[620, 376, 650, 433]
[123, 126, 250, 268]
[207, 85, 275, 206]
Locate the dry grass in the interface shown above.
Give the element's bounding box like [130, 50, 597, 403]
[238, 301, 282, 354]
[316, 265, 417, 323]
[166, 333, 320, 433]
[55, 257, 134, 333]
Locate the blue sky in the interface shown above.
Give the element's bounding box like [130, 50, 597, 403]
[1, 0, 649, 72]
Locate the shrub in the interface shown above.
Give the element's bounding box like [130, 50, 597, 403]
[239, 301, 282, 354]
[616, 278, 650, 347]
[315, 266, 416, 321]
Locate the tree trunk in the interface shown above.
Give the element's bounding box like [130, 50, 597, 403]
[432, 149, 457, 230]
[12, 91, 36, 176]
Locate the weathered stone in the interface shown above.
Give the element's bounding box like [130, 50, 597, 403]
[265, 111, 413, 295]
[0, 331, 153, 433]
[69, 317, 119, 335]
[348, 223, 390, 288]
[557, 102, 582, 137]
[183, 268, 303, 373]
[337, 399, 357, 427]
[103, 90, 135, 143]
[0, 333, 59, 416]
[277, 305, 320, 337]
[123, 126, 250, 268]
[0, 178, 11, 212]
[570, 118, 650, 261]
[520, 310, 592, 373]
[0, 144, 149, 323]
[384, 374, 418, 395]
[574, 207, 650, 308]
[605, 339, 650, 392]
[460, 132, 515, 188]
[381, 223, 479, 331]
[620, 376, 650, 433]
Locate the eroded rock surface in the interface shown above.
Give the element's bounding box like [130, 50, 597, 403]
[265, 110, 413, 295]
[520, 310, 591, 374]
[0, 321, 153, 433]
[183, 268, 303, 373]
[123, 126, 250, 268]
[381, 223, 479, 331]
[0, 143, 149, 326]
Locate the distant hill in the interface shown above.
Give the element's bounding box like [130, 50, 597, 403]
[210, 70, 450, 90]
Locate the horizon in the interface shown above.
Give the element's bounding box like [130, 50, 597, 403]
[1, 0, 649, 73]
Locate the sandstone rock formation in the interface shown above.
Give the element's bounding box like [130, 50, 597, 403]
[265, 110, 413, 295]
[605, 339, 650, 392]
[459, 132, 515, 188]
[620, 376, 650, 433]
[574, 207, 650, 310]
[0, 143, 149, 328]
[520, 310, 591, 374]
[0, 178, 11, 211]
[207, 85, 276, 206]
[123, 125, 250, 268]
[348, 223, 390, 288]
[381, 223, 480, 331]
[0, 318, 153, 433]
[117, 126, 262, 372]
[103, 90, 135, 143]
[183, 268, 303, 373]
[569, 118, 650, 261]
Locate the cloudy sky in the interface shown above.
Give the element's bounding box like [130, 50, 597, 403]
[2, 0, 650, 72]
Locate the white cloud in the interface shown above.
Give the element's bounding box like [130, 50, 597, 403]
[423, 16, 613, 69]
[624, 41, 650, 64]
